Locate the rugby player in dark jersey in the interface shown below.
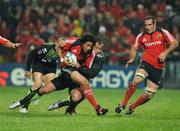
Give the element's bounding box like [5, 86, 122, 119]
[9, 38, 74, 113]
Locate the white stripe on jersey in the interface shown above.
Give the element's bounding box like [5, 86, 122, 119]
[65, 37, 78, 44]
[87, 50, 96, 68]
[134, 33, 143, 49]
[0, 36, 8, 41]
[161, 28, 175, 43]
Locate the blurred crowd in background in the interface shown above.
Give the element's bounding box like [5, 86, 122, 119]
[0, 0, 179, 65]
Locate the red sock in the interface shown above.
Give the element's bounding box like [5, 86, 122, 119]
[121, 83, 137, 106]
[131, 94, 150, 110]
[84, 88, 98, 109]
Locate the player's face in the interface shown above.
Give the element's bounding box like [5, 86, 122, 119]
[82, 41, 94, 54]
[94, 42, 103, 54]
[55, 38, 66, 47]
[144, 19, 156, 33]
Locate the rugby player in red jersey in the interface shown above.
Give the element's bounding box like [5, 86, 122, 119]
[0, 36, 21, 48]
[47, 39, 105, 115]
[115, 16, 179, 115]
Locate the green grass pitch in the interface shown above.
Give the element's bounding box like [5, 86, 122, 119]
[0, 87, 180, 131]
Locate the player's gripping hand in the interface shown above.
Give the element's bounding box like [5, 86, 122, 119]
[158, 51, 167, 63]
[61, 58, 75, 67]
[125, 59, 135, 69]
[12, 43, 21, 48]
[24, 71, 32, 79]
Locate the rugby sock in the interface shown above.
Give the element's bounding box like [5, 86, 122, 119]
[130, 94, 150, 110]
[22, 101, 31, 109]
[21, 89, 34, 109]
[121, 83, 137, 106]
[83, 88, 98, 109]
[19, 88, 40, 105]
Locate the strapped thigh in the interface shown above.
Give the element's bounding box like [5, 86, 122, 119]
[135, 72, 146, 79]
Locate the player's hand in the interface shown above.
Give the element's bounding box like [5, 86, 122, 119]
[125, 59, 135, 69]
[158, 51, 167, 63]
[24, 71, 32, 79]
[12, 43, 21, 48]
[74, 62, 80, 68]
[63, 58, 75, 67]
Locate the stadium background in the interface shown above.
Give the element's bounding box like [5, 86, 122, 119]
[0, 0, 179, 88]
[0, 0, 180, 131]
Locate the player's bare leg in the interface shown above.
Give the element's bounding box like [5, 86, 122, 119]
[21, 73, 56, 113]
[9, 72, 43, 111]
[71, 71, 108, 115]
[126, 80, 158, 115]
[65, 88, 84, 115]
[115, 69, 148, 114]
[9, 82, 56, 111]
[47, 88, 84, 114]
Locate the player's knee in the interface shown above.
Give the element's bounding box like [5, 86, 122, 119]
[80, 79, 89, 87]
[71, 92, 82, 102]
[71, 89, 82, 102]
[133, 72, 146, 85]
[145, 87, 156, 99]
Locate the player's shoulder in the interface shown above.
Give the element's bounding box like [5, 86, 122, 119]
[137, 31, 146, 37]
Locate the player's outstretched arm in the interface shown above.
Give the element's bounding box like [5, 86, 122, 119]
[125, 46, 137, 69]
[5, 41, 21, 48]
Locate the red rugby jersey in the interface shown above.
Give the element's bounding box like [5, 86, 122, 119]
[0, 36, 8, 46]
[133, 28, 175, 69]
[61, 36, 94, 68]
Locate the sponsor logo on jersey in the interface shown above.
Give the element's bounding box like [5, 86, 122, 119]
[142, 38, 147, 42]
[157, 34, 162, 39]
[144, 41, 162, 47]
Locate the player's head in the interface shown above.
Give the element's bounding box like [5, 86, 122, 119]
[80, 34, 96, 54]
[94, 38, 103, 54]
[55, 37, 66, 47]
[144, 16, 156, 33]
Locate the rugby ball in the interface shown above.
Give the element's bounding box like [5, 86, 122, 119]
[64, 52, 77, 66]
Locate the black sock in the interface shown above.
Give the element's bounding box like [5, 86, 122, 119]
[19, 88, 40, 105]
[58, 100, 70, 107]
[22, 101, 30, 109]
[68, 97, 85, 110]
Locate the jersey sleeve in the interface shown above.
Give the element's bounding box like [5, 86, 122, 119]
[78, 52, 104, 79]
[25, 50, 37, 71]
[133, 33, 143, 50]
[0, 36, 9, 45]
[161, 28, 176, 44]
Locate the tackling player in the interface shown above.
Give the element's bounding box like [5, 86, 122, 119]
[48, 39, 105, 115]
[9, 37, 76, 113]
[0, 36, 21, 48]
[115, 16, 179, 115]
